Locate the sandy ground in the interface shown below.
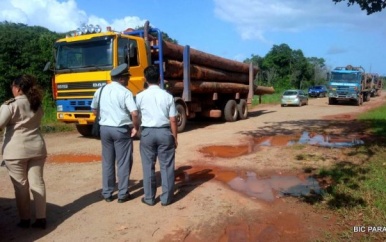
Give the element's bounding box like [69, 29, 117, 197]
[1, 92, 385, 242]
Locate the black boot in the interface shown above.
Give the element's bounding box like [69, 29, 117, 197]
[31, 218, 46, 229]
[17, 219, 30, 228]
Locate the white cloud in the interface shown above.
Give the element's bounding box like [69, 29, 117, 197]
[213, 0, 386, 41]
[0, 0, 147, 33]
[110, 16, 147, 32]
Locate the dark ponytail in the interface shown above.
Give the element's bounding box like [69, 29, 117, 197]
[13, 75, 43, 112]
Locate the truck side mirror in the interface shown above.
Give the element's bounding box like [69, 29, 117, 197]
[43, 62, 51, 72]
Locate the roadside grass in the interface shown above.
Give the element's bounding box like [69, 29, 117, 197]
[310, 103, 386, 240]
[251, 87, 309, 106]
[251, 92, 282, 105]
[357, 104, 386, 137]
[41, 93, 75, 133]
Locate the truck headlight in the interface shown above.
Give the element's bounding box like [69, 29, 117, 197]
[57, 105, 63, 112]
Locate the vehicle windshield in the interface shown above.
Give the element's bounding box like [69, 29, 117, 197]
[283, 90, 298, 96]
[313, 86, 324, 89]
[55, 36, 113, 72]
[331, 73, 360, 83]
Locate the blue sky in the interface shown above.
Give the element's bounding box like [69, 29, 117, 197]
[1, 0, 385, 75]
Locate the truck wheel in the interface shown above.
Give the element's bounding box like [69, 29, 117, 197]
[224, 100, 238, 122]
[328, 98, 335, 105]
[76, 124, 92, 137]
[176, 103, 187, 132]
[237, 99, 248, 120]
[365, 93, 370, 102]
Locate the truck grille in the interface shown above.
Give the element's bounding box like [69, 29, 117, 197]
[57, 91, 96, 97]
[57, 81, 106, 90]
[56, 81, 107, 98]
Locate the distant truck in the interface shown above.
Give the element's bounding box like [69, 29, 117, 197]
[327, 65, 372, 106]
[45, 21, 274, 136]
[369, 73, 383, 97]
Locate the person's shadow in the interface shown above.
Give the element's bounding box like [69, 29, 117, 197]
[0, 189, 102, 241]
[127, 165, 215, 205]
[0, 166, 214, 241]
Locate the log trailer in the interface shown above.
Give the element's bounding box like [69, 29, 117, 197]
[327, 65, 372, 106]
[369, 73, 383, 97]
[45, 21, 274, 136]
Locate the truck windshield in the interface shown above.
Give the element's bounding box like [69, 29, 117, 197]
[55, 36, 113, 72]
[331, 73, 360, 83]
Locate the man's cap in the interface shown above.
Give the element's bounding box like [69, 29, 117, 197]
[111, 63, 130, 77]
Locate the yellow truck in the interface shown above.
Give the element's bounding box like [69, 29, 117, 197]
[45, 21, 274, 136]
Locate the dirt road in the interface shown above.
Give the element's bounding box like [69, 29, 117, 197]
[1, 93, 385, 242]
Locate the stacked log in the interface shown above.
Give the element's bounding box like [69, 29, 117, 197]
[166, 80, 274, 95]
[150, 40, 274, 95]
[162, 41, 258, 75]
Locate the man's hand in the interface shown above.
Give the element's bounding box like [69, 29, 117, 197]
[131, 127, 138, 138]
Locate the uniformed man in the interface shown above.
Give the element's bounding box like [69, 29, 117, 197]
[91, 63, 139, 203]
[136, 65, 178, 206]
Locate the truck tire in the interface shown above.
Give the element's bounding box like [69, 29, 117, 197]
[237, 99, 248, 120]
[356, 96, 363, 106]
[328, 98, 335, 105]
[364, 93, 370, 102]
[176, 103, 187, 132]
[224, 100, 238, 122]
[76, 124, 93, 137]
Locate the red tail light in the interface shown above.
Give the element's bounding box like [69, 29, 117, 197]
[51, 76, 57, 100]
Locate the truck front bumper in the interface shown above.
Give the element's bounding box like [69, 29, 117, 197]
[57, 112, 96, 124]
[328, 92, 359, 100]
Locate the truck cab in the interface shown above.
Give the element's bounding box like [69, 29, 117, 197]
[328, 65, 370, 106]
[49, 25, 148, 136]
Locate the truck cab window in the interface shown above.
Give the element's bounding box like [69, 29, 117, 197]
[55, 37, 113, 72]
[118, 38, 139, 66]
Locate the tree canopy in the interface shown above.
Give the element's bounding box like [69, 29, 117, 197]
[244, 44, 326, 90]
[333, 0, 386, 14]
[0, 21, 63, 101]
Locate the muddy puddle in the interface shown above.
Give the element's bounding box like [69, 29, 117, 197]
[199, 131, 364, 158]
[177, 166, 321, 202]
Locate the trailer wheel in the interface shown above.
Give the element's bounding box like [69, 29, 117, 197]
[176, 103, 187, 132]
[237, 99, 248, 120]
[224, 100, 238, 122]
[76, 124, 93, 137]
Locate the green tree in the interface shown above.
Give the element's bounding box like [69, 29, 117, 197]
[244, 54, 263, 85]
[332, 0, 386, 15]
[262, 44, 293, 78]
[307, 57, 328, 86]
[0, 21, 62, 101]
[261, 44, 313, 89]
[290, 49, 312, 89]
